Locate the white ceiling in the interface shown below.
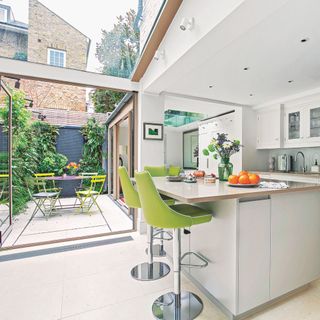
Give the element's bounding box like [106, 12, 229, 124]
[146, 0, 320, 106]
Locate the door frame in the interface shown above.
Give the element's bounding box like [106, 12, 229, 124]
[107, 93, 138, 229]
[0, 78, 13, 246]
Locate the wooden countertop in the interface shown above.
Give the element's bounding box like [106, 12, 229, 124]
[153, 177, 320, 203]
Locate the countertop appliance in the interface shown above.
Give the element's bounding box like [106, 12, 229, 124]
[277, 154, 292, 172]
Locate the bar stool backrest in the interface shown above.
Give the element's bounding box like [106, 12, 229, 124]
[144, 165, 167, 177]
[135, 171, 192, 229]
[118, 166, 141, 209]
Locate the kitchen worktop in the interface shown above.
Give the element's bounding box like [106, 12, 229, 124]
[253, 170, 320, 178]
[153, 177, 320, 203]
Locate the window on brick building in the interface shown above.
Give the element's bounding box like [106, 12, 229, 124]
[47, 48, 66, 67]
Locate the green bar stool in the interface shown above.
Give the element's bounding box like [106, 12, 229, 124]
[118, 166, 170, 281]
[135, 171, 213, 320]
[144, 165, 175, 257]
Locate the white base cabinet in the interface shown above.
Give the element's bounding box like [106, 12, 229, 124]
[238, 199, 271, 313]
[270, 192, 320, 299]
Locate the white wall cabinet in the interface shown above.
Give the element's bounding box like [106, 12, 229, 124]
[256, 105, 283, 149]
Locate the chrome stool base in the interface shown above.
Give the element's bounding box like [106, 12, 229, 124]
[145, 244, 166, 257]
[130, 262, 170, 281]
[152, 291, 203, 320]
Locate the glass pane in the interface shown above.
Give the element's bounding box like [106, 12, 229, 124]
[0, 85, 10, 240]
[0, 0, 166, 78]
[310, 107, 320, 137]
[164, 110, 207, 127]
[183, 130, 199, 169]
[288, 111, 300, 140]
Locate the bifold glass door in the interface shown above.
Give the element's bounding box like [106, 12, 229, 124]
[0, 81, 12, 245]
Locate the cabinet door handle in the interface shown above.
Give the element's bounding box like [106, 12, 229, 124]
[207, 158, 209, 169]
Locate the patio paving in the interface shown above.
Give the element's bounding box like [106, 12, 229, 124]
[3, 195, 132, 247]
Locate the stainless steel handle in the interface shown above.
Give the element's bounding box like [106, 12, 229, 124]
[207, 158, 209, 169]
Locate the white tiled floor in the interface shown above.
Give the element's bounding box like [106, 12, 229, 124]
[3, 195, 132, 246]
[1, 233, 320, 320]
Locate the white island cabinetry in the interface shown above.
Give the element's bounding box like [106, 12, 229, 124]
[157, 178, 320, 318]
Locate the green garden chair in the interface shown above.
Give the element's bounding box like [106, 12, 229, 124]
[0, 174, 9, 224]
[33, 173, 62, 218]
[135, 171, 213, 320]
[76, 175, 106, 214]
[118, 166, 170, 281]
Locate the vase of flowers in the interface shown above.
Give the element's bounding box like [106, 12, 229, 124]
[65, 162, 80, 176]
[202, 133, 241, 181]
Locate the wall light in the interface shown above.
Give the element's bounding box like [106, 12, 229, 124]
[154, 49, 165, 61]
[179, 17, 194, 31]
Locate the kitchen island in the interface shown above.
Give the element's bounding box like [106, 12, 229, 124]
[153, 177, 320, 319]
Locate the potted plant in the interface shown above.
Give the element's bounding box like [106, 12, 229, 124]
[65, 162, 80, 176]
[202, 133, 241, 181]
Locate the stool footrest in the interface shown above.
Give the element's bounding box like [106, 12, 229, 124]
[153, 229, 173, 241]
[180, 251, 208, 269]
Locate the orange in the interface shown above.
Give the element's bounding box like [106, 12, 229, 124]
[239, 170, 249, 176]
[228, 175, 239, 184]
[248, 174, 260, 185]
[238, 174, 250, 184]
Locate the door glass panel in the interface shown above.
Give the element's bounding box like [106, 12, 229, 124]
[0, 100, 10, 240]
[310, 107, 320, 137]
[288, 111, 300, 140]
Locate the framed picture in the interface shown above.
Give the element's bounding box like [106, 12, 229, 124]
[143, 123, 163, 140]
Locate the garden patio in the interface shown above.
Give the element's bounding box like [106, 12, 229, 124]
[0, 79, 134, 248]
[3, 194, 132, 246]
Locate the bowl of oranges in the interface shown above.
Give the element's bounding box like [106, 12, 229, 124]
[227, 171, 261, 187]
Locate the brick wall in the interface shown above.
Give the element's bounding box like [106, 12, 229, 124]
[28, 0, 89, 70]
[21, 80, 87, 112]
[0, 28, 27, 59]
[139, 0, 163, 49]
[25, 0, 89, 112]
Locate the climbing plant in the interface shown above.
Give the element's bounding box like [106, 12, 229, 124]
[79, 118, 106, 174]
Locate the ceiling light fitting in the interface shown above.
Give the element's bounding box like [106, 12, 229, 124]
[243, 67, 249, 71]
[154, 49, 165, 61]
[179, 17, 194, 31]
[300, 37, 309, 43]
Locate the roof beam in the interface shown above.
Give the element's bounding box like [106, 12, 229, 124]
[131, 0, 183, 82]
[0, 57, 139, 92]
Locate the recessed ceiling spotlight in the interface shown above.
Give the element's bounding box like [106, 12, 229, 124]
[209, 85, 213, 88]
[300, 37, 310, 43]
[288, 80, 294, 83]
[249, 94, 253, 97]
[243, 67, 250, 71]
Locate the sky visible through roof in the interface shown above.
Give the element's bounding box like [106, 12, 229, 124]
[1, 0, 138, 72]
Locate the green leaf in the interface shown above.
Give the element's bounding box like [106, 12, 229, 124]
[202, 149, 210, 156]
[208, 144, 215, 153]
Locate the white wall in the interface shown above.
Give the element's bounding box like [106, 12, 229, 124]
[137, 92, 165, 233]
[138, 92, 165, 171]
[164, 128, 183, 167]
